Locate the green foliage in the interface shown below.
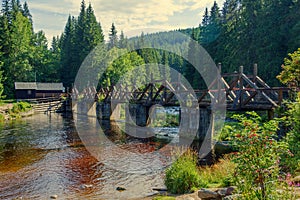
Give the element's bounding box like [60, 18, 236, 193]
[151, 113, 179, 127]
[99, 49, 145, 87]
[153, 196, 175, 200]
[11, 102, 32, 113]
[108, 23, 118, 49]
[198, 158, 235, 188]
[0, 113, 4, 121]
[60, 0, 104, 88]
[0, 0, 62, 98]
[277, 48, 300, 87]
[217, 122, 240, 141]
[165, 150, 207, 194]
[228, 112, 292, 199]
[282, 93, 300, 174]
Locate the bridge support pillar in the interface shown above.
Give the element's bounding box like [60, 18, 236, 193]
[110, 103, 121, 120]
[198, 107, 215, 165]
[87, 102, 97, 117]
[179, 107, 199, 138]
[97, 102, 112, 120]
[127, 104, 149, 127]
[96, 102, 121, 120]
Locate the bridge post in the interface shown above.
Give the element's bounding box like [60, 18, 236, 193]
[253, 63, 258, 83]
[127, 103, 149, 127]
[97, 102, 112, 120]
[198, 107, 215, 165]
[87, 102, 97, 117]
[110, 103, 121, 120]
[239, 66, 244, 109]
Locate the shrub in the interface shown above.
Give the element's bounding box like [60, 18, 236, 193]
[11, 102, 32, 113]
[228, 112, 292, 199]
[282, 92, 300, 174]
[165, 149, 207, 194]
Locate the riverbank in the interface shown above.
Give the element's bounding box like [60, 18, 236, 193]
[0, 101, 34, 121]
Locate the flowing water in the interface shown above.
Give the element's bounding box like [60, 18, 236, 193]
[0, 113, 180, 200]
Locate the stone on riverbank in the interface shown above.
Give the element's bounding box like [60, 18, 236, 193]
[198, 187, 235, 200]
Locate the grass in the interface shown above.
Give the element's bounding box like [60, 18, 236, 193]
[165, 149, 207, 194]
[198, 157, 236, 188]
[165, 148, 236, 195]
[153, 196, 175, 200]
[0, 99, 16, 106]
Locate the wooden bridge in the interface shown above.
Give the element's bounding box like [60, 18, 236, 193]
[74, 64, 292, 114]
[71, 64, 298, 164]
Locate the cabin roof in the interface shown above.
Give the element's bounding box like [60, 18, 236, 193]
[15, 82, 64, 91]
[15, 82, 38, 90]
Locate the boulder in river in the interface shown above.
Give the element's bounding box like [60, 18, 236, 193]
[116, 186, 126, 191]
[50, 194, 58, 199]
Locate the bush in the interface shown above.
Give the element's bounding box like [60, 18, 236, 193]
[282, 92, 300, 174]
[228, 112, 292, 199]
[165, 149, 207, 194]
[11, 102, 32, 113]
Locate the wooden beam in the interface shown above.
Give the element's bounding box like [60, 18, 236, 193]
[242, 74, 278, 107]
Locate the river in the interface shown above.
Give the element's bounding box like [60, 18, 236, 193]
[0, 113, 180, 200]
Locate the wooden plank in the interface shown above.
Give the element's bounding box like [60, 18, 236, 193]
[242, 74, 278, 107]
[242, 91, 258, 106]
[138, 84, 152, 101]
[152, 85, 165, 101]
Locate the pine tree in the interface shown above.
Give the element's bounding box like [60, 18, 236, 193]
[61, 15, 77, 88]
[3, 11, 33, 97]
[119, 31, 128, 49]
[85, 3, 104, 49]
[108, 23, 118, 49]
[60, 2, 105, 88]
[75, 0, 87, 63]
[1, 0, 11, 18]
[22, 2, 32, 26]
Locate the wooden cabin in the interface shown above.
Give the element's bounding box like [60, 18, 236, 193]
[15, 82, 65, 99]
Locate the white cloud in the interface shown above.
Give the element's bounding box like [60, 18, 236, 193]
[26, 0, 225, 42]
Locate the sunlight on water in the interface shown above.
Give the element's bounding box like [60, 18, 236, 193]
[0, 113, 178, 199]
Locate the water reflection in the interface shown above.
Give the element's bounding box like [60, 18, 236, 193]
[0, 113, 178, 199]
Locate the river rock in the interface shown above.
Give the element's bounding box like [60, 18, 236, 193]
[80, 184, 93, 189]
[214, 141, 234, 156]
[116, 186, 126, 191]
[216, 187, 235, 197]
[184, 197, 194, 200]
[223, 194, 242, 200]
[50, 194, 58, 199]
[198, 189, 221, 200]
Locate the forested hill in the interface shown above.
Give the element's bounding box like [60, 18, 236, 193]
[130, 0, 300, 87]
[0, 0, 299, 99]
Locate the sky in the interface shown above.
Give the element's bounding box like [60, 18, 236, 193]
[23, 0, 224, 43]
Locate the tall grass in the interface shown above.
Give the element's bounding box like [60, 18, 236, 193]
[198, 157, 236, 188]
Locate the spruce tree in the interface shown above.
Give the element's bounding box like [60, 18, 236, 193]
[119, 31, 128, 49]
[22, 2, 32, 26]
[108, 23, 118, 49]
[61, 15, 77, 88]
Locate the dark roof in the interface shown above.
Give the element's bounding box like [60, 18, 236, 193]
[15, 82, 64, 91]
